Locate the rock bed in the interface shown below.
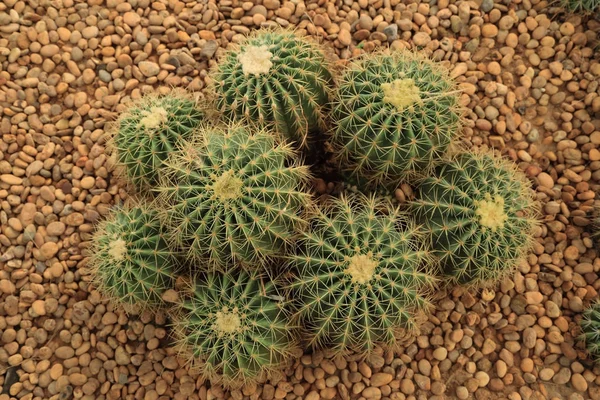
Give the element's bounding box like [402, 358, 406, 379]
[0, 0, 599, 399]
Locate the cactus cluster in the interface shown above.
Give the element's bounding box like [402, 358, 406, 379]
[330, 51, 463, 190]
[89, 27, 545, 389]
[408, 151, 539, 286]
[172, 270, 297, 388]
[110, 90, 205, 189]
[211, 29, 333, 147]
[158, 122, 312, 270]
[288, 194, 435, 354]
[88, 202, 177, 312]
[581, 301, 600, 363]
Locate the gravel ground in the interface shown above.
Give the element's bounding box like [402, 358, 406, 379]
[0, 0, 600, 399]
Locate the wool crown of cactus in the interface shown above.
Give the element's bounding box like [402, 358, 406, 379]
[88, 202, 176, 312]
[172, 270, 297, 388]
[211, 28, 333, 146]
[408, 151, 539, 286]
[288, 194, 436, 355]
[111, 90, 205, 188]
[581, 301, 600, 363]
[330, 51, 463, 189]
[159, 122, 312, 270]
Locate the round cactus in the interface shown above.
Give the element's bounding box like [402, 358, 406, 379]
[158, 122, 313, 270]
[88, 201, 177, 312]
[211, 28, 333, 147]
[408, 150, 539, 287]
[110, 89, 205, 188]
[330, 50, 463, 190]
[172, 270, 297, 388]
[581, 301, 600, 363]
[287, 194, 436, 355]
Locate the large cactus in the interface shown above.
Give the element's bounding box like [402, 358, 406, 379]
[211, 28, 333, 147]
[330, 50, 463, 190]
[172, 270, 297, 388]
[88, 201, 177, 312]
[408, 150, 539, 286]
[158, 122, 313, 270]
[561, 0, 599, 13]
[110, 89, 205, 189]
[288, 194, 435, 355]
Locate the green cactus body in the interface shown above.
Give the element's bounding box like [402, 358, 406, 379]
[212, 29, 333, 146]
[111, 90, 205, 188]
[159, 123, 312, 270]
[408, 151, 539, 287]
[172, 270, 297, 388]
[330, 51, 463, 189]
[288, 194, 435, 355]
[581, 301, 600, 363]
[89, 202, 176, 312]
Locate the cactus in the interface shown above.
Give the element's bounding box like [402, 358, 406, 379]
[88, 201, 177, 312]
[158, 122, 312, 270]
[287, 194, 435, 355]
[561, 0, 599, 13]
[408, 150, 539, 287]
[211, 28, 333, 147]
[110, 89, 205, 189]
[330, 51, 463, 190]
[172, 270, 297, 388]
[581, 301, 600, 363]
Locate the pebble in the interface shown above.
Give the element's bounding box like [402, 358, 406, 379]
[139, 61, 160, 77]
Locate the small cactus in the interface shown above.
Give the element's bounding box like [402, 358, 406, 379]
[88, 201, 177, 312]
[110, 89, 205, 189]
[158, 122, 313, 270]
[330, 50, 463, 189]
[580, 301, 600, 363]
[288, 194, 435, 355]
[172, 270, 297, 389]
[408, 150, 539, 287]
[211, 28, 333, 146]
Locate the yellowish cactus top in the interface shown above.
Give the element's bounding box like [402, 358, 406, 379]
[474, 193, 508, 232]
[381, 78, 422, 111]
[238, 45, 274, 76]
[344, 251, 378, 284]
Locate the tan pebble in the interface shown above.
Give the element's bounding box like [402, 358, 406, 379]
[400, 379, 415, 394]
[1, 174, 23, 185]
[40, 242, 59, 260]
[482, 338, 496, 355]
[539, 368, 554, 381]
[456, 386, 469, 399]
[56, 346, 75, 359]
[432, 347, 447, 360]
[520, 358, 534, 373]
[482, 24, 498, 37]
[46, 222, 66, 236]
[305, 390, 319, 400]
[31, 300, 46, 316]
[413, 32, 431, 46]
[80, 176, 95, 189]
[69, 373, 88, 386]
[50, 364, 64, 379]
[571, 373, 588, 392]
[138, 61, 160, 77]
[487, 61, 501, 75]
[0, 279, 16, 294]
[370, 373, 393, 387]
[522, 328, 537, 349]
[537, 172, 553, 188]
[362, 387, 381, 398]
[475, 371, 490, 387]
[338, 29, 352, 46]
[525, 291, 543, 305]
[123, 12, 141, 27]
